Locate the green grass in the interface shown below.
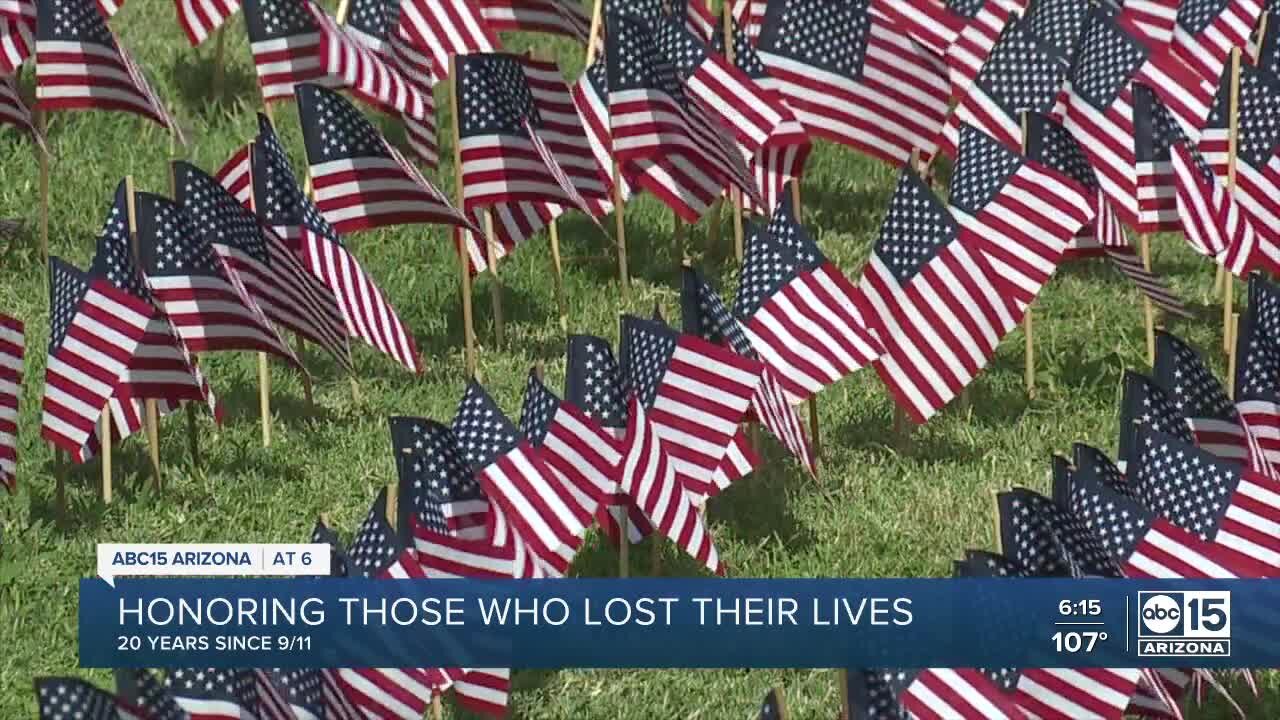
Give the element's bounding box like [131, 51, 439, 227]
[0, 3, 1275, 717]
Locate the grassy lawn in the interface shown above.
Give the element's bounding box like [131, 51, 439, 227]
[0, 2, 1274, 717]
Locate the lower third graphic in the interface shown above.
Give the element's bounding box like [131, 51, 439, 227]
[1137, 591, 1231, 658]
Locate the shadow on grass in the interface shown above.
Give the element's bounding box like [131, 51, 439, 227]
[709, 438, 818, 553]
[170, 52, 258, 120]
[28, 443, 171, 533]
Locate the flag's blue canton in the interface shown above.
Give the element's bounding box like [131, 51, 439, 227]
[758, 0, 870, 80]
[310, 518, 349, 577]
[652, 14, 709, 79]
[955, 550, 1028, 578]
[1207, 64, 1280, 166]
[347, 0, 400, 41]
[1074, 442, 1141, 500]
[254, 115, 340, 244]
[975, 23, 1068, 112]
[1001, 489, 1120, 577]
[47, 258, 89, 354]
[348, 487, 400, 576]
[39, 0, 114, 43]
[874, 170, 957, 286]
[1133, 84, 1184, 164]
[90, 182, 151, 300]
[165, 668, 256, 705]
[176, 162, 271, 265]
[1134, 428, 1237, 541]
[685, 269, 756, 358]
[1177, 0, 1228, 34]
[1027, 0, 1092, 57]
[607, 12, 691, 105]
[566, 335, 629, 428]
[453, 380, 521, 470]
[243, 0, 316, 43]
[947, 0, 986, 19]
[297, 83, 389, 163]
[878, 669, 921, 713]
[713, 20, 768, 79]
[1154, 333, 1236, 422]
[585, 58, 609, 96]
[1239, 276, 1280, 396]
[136, 193, 223, 278]
[458, 54, 539, 138]
[1070, 472, 1156, 561]
[1069, 9, 1146, 110]
[950, 125, 1022, 214]
[620, 315, 678, 409]
[390, 417, 484, 534]
[35, 677, 120, 720]
[1025, 113, 1099, 189]
[604, 0, 664, 24]
[126, 670, 188, 720]
[1121, 371, 1195, 445]
[1261, 11, 1280, 78]
[268, 669, 324, 717]
[757, 688, 782, 720]
[519, 371, 561, 446]
[735, 221, 805, 322]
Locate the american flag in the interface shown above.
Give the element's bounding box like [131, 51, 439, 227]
[519, 368, 619, 536]
[732, 0, 766, 44]
[1173, 0, 1265, 84]
[114, 669, 188, 720]
[949, 123, 1091, 313]
[455, 52, 609, 272]
[311, 516, 349, 577]
[757, 687, 782, 720]
[215, 144, 252, 207]
[844, 668, 909, 719]
[620, 313, 762, 504]
[480, 0, 589, 41]
[1200, 60, 1280, 276]
[342, 0, 398, 51]
[569, 59, 633, 213]
[390, 416, 492, 539]
[295, 82, 474, 236]
[34, 677, 147, 720]
[35, 0, 179, 137]
[710, 18, 810, 214]
[1117, 370, 1194, 470]
[413, 515, 537, 578]
[1152, 331, 1251, 463]
[1132, 426, 1280, 574]
[1120, 0, 1179, 45]
[133, 191, 298, 366]
[755, 0, 950, 167]
[0, 313, 20, 493]
[939, 20, 1068, 157]
[606, 11, 762, 221]
[682, 266, 816, 476]
[856, 168, 1015, 424]
[396, 0, 498, 83]
[890, 0, 1027, 99]
[452, 380, 587, 576]
[252, 116, 423, 374]
[732, 188, 881, 405]
[1023, 111, 1190, 317]
[1060, 6, 1215, 233]
[173, 160, 353, 371]
[882, 668, 1028, 720]
[0, 16, 30, 75]
[40, 257, 148, 462]
[242, 0, 336, 103]
[256, 669, 350, 720]
[89, 185, 219, 424]
[1235, 274, 1280, 471]
[563, 334, 653, 546]
[1072, 442, 1140, 500]
[1171, 131, 1262, 274]
[1023, 0, 1094, 62]
[1070, 461, 1271, 578]
[1252, 0, 1280, 73]
[0, 72, 43, 149]
[1132, 84, 1183, 233]
[998, 488, 1122, 578]
[166, 668, 258, 718]
[172, 0, 239, 46]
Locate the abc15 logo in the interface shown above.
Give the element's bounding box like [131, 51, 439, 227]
[1137, 591, 1231, 639]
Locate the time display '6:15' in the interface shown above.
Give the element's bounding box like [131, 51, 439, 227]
[1058, 599, 1102, 616]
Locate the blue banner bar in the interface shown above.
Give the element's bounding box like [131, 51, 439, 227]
[79, 578, 1280, 669]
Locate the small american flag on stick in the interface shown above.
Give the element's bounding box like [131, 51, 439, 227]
[480, 0, 589, 41]
[1173, 0, 1265, 84]
[0, 16, 32, 75]
[390, 416, 492, 539]
[1235, 274, 1280, 472]
[1153, 331, 1254, 464]
[0, 313, 20, 493]
[173, 0, 239, 46]
[166, 668, 259, 718]
[0, 72, 43, 149]
[242, 0, 337, 103]
[34, 677, 148, 720]
[396, 0, 498, 83]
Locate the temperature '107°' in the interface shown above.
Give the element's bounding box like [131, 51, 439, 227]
[1052, 630, 1108, 653]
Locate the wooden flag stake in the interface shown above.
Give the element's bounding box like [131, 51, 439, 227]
[788, 180, 820, 463]
[124, 175, 163, 489]
[1224, 46, 1242, 354]
[838, 670, 850, 720]
[334, 0, 351, 24]
[101, 405, 113, 503]
[723, 1, 745, 262]
[585, 0, 604, 65]
[386, 481, 398, 530]
[611, 160, 631, 300]
[549, 218, 570, 333]
[431, 694, 443, 720]
[483, 210, 505, 349]
[449, 56, 479, 375]
[1140, 234, 1156, 364]
[774, 684, 789, 720]
[211, 26, 227, 100]
[1228, 312, 1241, 400]
[246, 141, 274, 447]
